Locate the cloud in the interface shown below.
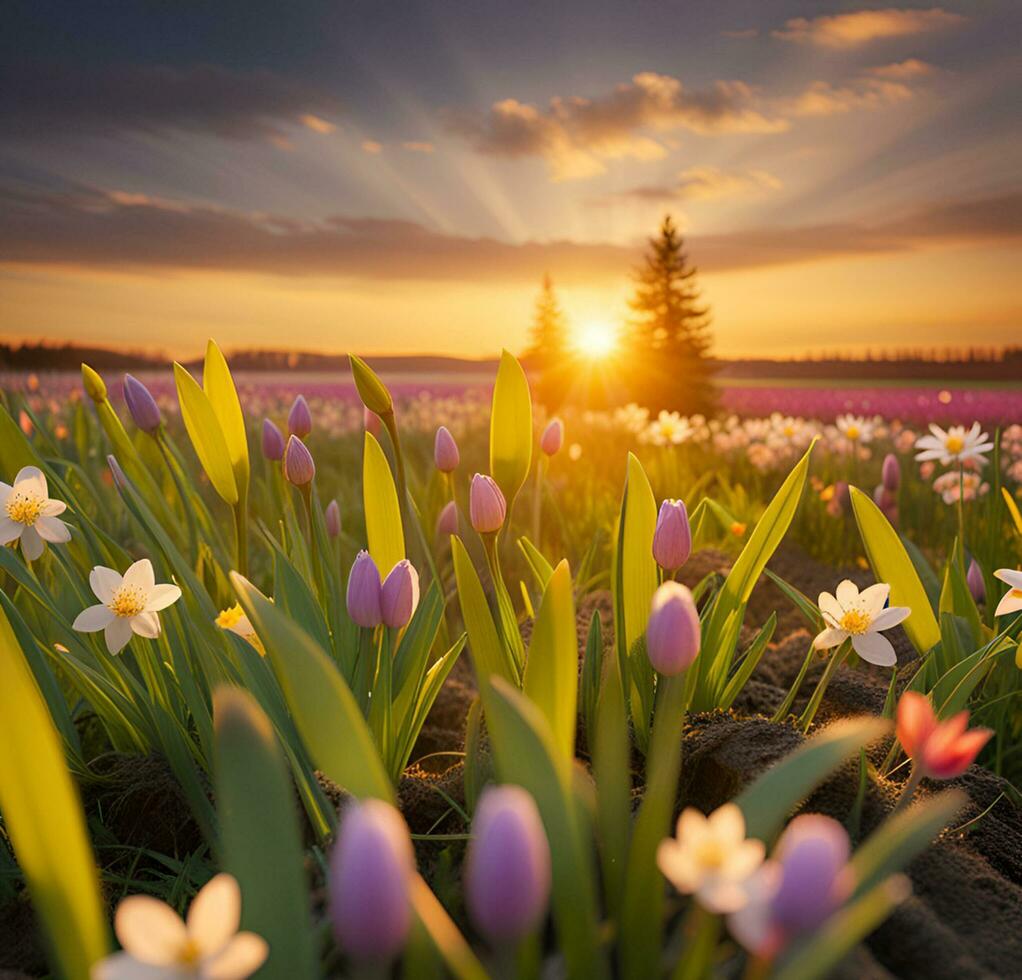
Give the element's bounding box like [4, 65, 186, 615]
[867, 59, 935, 79]
[721, 29, 759, 39]
[402, 141, 435, 153]
[361, 140, 383, 154]
[448, 72, 788, 180]
[773, 7, 965, 47]
[0, 62, 343, 143]
[596, 166, 783, 204]
[786, 77, 915, 116]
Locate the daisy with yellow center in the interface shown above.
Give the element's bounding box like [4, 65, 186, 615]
[914, 422, 994, 467]
[813, 580, 910, 666]
[73, 559, 182, 654]
[835, 414, 874, 445]
[216, 603, 264, 654]
[0, 465, 71, 561]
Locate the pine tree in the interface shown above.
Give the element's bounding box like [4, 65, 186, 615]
[526, 273, 571, 409]
[627, 215, 716, 414]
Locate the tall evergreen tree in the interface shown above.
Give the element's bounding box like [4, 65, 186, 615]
[627, 215, 716, 414]
[526, 273, 571, 408]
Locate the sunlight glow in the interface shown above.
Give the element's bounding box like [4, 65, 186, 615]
[574, 320, 619, 360]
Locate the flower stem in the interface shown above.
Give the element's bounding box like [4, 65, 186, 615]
[799, 641, 849, 732]
[483, 532, 525, 681]
[892, 762, 923, 814]
[233, 493, 248, 577]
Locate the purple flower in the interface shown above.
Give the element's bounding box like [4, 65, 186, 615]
[325, 499, 342, 539]
[966, 559, 985, 604]
[882, 453, 900, 493]
[652, 499, 692, 572]
[434, 426, 460, 473]
[540, 419, 564, 457]
[330, 800, 415, 963]
[262, 419, 285, 461]
[470, 474, 506, 534]
[122, 374, 162, 434]
[346, 550, 382, 628]
[283, 435, 315, 486]
[465, 786, 551, 944]
[436, 500, 459, 537]
[380, 560, 420, 629]
[646, 581, 700, 675]
[288, 395, 312, 438]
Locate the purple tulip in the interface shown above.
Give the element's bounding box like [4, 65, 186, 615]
[380, 560, 420, 629]
[652, 499, 692, 572]
[436, 500, 459, 537]
[325, 499, 342, 539]
[283, 435, 315, 486]
[330, 800, 415, 963]
[364, 407, 382, 437]
[465, 786, 551, 944]
[262, 419, 285, 461]
[347, 550, 382, 628]
[646, 581, 700, 675]
[288, 395, 312, 438]
[540, 418, 564, 457]
[470, 474, 506, 534]
[882, 453, 901, 493]
[967, 559, 985, 604]
[122, 374, 161, 434]
[434, 426, 460, 473]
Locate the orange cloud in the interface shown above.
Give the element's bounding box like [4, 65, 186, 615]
[301, 113, 337, 134]
[596, 166, 782, 204]
[402, 141, 435, 153]
[867, 59, 935, 79]
[360, 140, 383, 154]
[773, 7, 965, 47]
[787, 77, 915, 116]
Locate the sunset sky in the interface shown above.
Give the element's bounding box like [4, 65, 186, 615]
[1, 1, 1019, 359]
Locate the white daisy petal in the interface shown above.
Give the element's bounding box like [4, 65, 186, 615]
[14, 466, 46, 497]
[89, 951, 181, 980]
[813, 627, 847, 650]
[73, 604, 115, 632]
[870, 605, 910, 631]
[835, 580, 859, 608]
[114, 895, 189, 964]
[105, 618, 134, 655]
[858, 583, 890, 617]
[90, 566, 123, 603]
[187, 874, 241, 957]
[993, 568, 1022, 589]
[35, 515, 71, 543]
[0, 516, 24, 544]
[144, 584, 182, 612]
[122, 559, 155, 595]
[994, 590, 1022, 618]
[20, 526, 44, 561]
[41, 498, 67, 517]
[851, 631, 897, 666]
[130, 611, 162, 640]
[203, 933, 269, 980]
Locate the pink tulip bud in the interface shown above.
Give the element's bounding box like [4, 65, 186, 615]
[330, 800, 414, 963]
[470, 474, 506, 534]
[364, 407, 382, 437]
[288, 394, 312, 438]
[262, 419, 285, 461]
[122, 374, 162, 434]
[283, 434, 315, 486]
[652, 499, 692, 572]
[434, 426, 460, 473]
[540, 418, 564, 456]
[896, 691, 992, 779]
[465, 786, 551, 944]
[436, 500, 459, 537]
[380, 560, 420, 629]
[346, 551, 383, 628]
[325, 499, 342, 538]
[966, 559, 985, 604]
[646, 581, 700, 675]
[882, 453, 900, 493]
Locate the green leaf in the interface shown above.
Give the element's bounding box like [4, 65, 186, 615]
[489, 349, 533, 503]
[0, 602, 108, 979]
[231, 572, 393, 801]
[850, 487, 941, 655]
[174, 362, 238, 505]
[409, 875, 488, 980]
[719, 612, 777, 710]
[523, 560, 578, 762]
[938, 541, 982, 646]
[517, 535, 555, 592]
[203, 339, 250, 496]
[362, 431, 404, 577]
[349, 353, 394, 416]
[764, 569, 823, 632]
[580, 612, 604, 747]
[214, 687, 318, 980]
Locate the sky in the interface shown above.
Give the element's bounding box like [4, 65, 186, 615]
[1, 0, 1019, 359]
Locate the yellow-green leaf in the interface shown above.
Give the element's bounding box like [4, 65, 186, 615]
[362, 431, 404, 576]
[174, 362, 238, 505]
[1003, 487, 1022, 536]
[203, 340, 249, 494]
[349, 354, 393, 416]
[0, 603, 108, 979]
[851, 486, 941, 655]
[489, 349, 533, 503]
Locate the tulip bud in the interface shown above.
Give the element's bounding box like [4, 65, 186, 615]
[380, 559, 420, 629]
[436, 500, 459, 537]
[967, 559, 985, 604]
[540, 418, 564, 457]
[81, 363, 107, 402]
[434, 426, 460, 473]
[346, 550, 382, 628]
[896, 691, 992, 779]
[107, 454, 128, 490]
[646, 581, 700, 675]
[262, 419, 285, 461]
[288, 394, 312, 438]
[350, 354, 394, 417]
[330, 800, 414, 963]
[122, 374, 162, 434]
[882, 453, 900, 493]
[465, 786, 551, 944]
[283, 435, 315, 486]
[470, 474, 506, 534]
[652, 499, 692, 572]
[771, 815, 851, 935]
[325, 499, 342, 539]
[364, 407, 382, 438]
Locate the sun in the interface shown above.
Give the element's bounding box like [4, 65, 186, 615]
[573, 321, 618, 360]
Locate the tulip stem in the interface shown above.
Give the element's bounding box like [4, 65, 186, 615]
[798, 641, 849, 732]
[771, 641, 815, 723]
[233, 494, 248, 577]
[956, 463, 966, 559]
[531, 455, 547, 546]
[892, 763, 923, 814]
[483, 532, 525, 681]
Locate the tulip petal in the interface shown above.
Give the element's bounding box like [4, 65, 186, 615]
[896, 691, 935, 758]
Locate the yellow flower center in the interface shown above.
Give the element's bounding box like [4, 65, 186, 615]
[178, 938, 201, 966]
[695, 839, 726, 870]
[1012, 589, 1022, 600]
[945, 435, 964, 454]
[216, 604, 245, 629]
[6, 491, 43, 526]
[845, 425, 860, 440]
[109, 586, 146, 618]
[783, 424, 795, 436]
[839, 608, 872, 635]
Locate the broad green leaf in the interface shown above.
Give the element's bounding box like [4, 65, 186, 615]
[409, 875, 488, 980]
[0, 401, 42, 473]
[0, 603, 108, 979]
[517, 535, 555, 591]
[719, 612, 777, 709]
[203, 339, 250, 494]
[580, 612, 604, 745]
[737, 717, 890, 842]
[489, 349, 533, 503]
[362, 431, 404, 576]
[231, 572, 393, 801]
[764, 569, 823, 631]
[851, 487, 941, 655]
[174, 362, 238, 505]
[214, 687, 318, 980]
[349, 353, 393, 416]
[523, 560, 578, 762]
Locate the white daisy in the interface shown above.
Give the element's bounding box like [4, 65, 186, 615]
[813, 580, 910, 667]
[73, 559, 182, 655]
[0, 466, 71, 560]
[835, 415, 874, 444]
[914, 422, 994, 467]
[993, 569, 1022, 618]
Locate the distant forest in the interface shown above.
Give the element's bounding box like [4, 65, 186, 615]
[1, 342, 1021, 382]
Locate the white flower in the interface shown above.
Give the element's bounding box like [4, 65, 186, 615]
[0, 465, 71, 560]
[993, 569, 1022, 617]
[73, 559, 182, 654]
[644, 410, 693, 446]
[657, 803, 765, 914]
[216, 604, 264, 654]
[91, 874, 268, 980]
[835, 415, 874, 444]
[914, 422, 994, 467]
[813, 580, 910, 667]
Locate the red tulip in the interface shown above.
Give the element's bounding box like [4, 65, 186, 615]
[896, 691, 992, 780]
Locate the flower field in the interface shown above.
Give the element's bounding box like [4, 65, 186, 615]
[0, 348, 1020, 979]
